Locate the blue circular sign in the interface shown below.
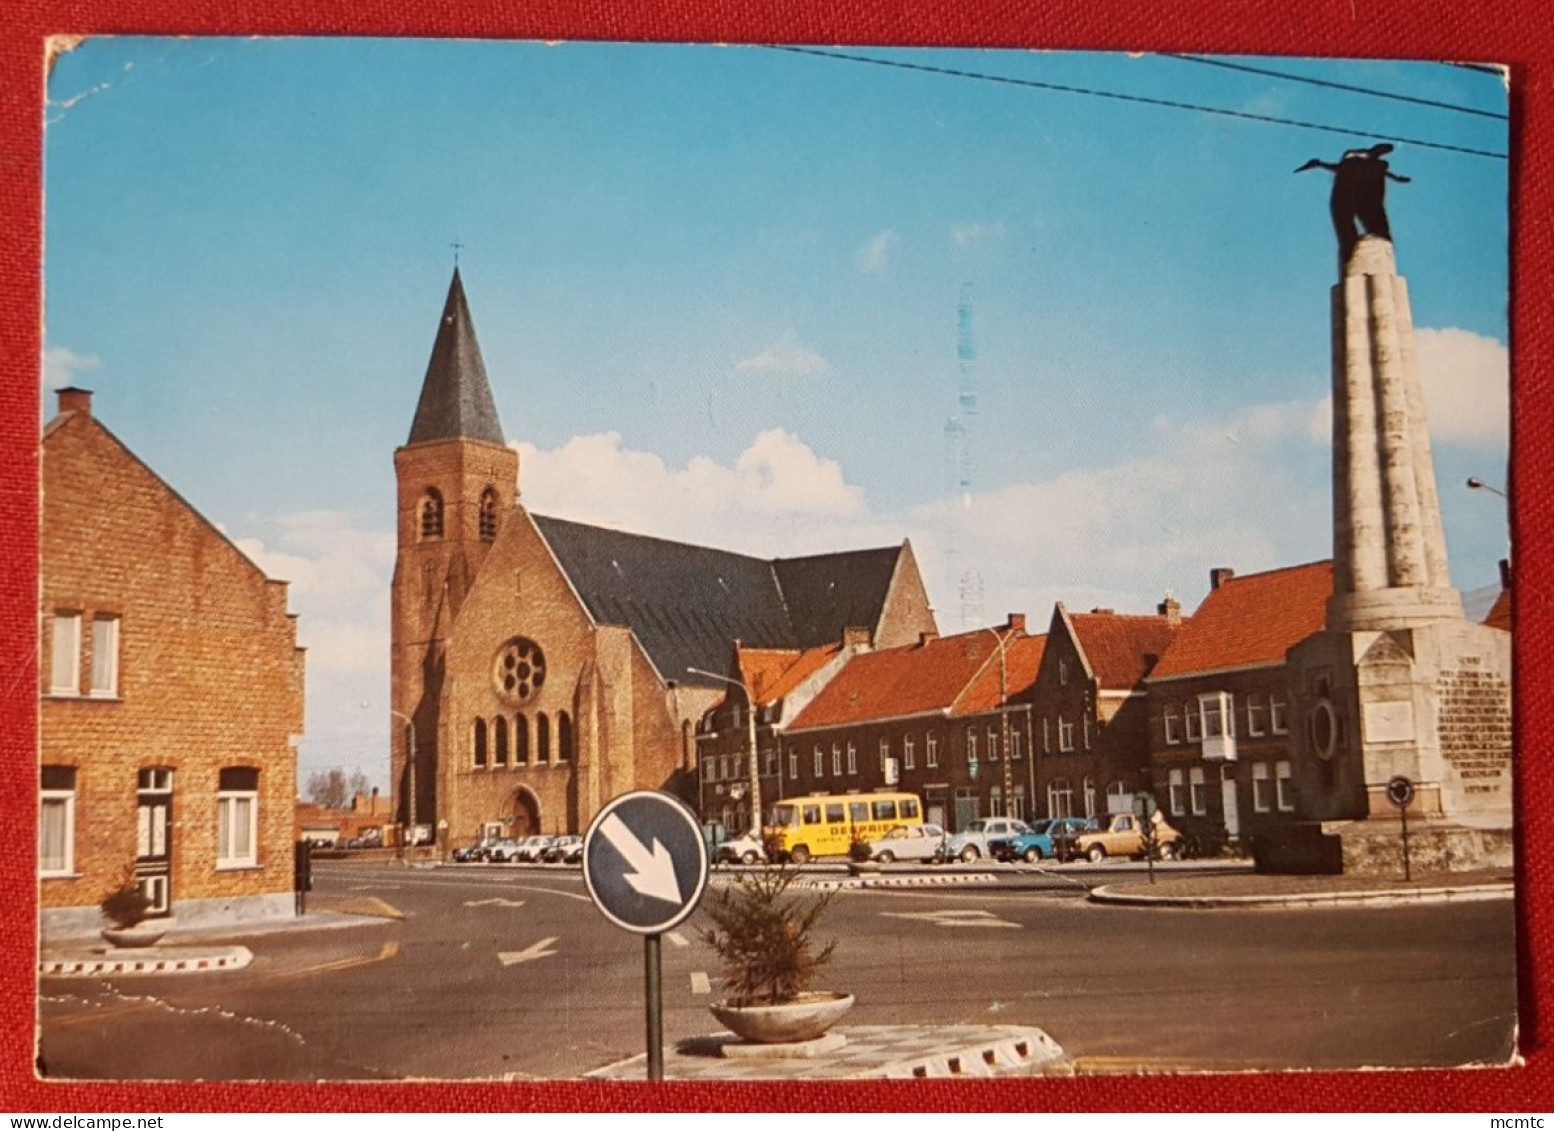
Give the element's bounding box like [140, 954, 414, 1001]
[582, 791, 709, 935]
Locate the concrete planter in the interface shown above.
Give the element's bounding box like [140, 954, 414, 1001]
[101, 925, 166, 948]
[710, 991, 855, 1044]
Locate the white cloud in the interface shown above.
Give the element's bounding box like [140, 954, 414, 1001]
[734, 339, 829, 381]
[855, 230, 899, 273]
[1413, 327, 1509, 448]
[42, 345, 101, 390]
[952, 221, 1006, 248]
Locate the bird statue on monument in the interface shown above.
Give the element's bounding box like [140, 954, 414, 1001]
[1295, 143, 1411, 262]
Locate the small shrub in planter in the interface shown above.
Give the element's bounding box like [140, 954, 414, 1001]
[100, 869, 152, 930]
[699, 864, 836, 1007]
[847, 832, 874, 864]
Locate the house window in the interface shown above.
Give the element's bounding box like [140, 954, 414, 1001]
[50, 612, 81, 696]
[217, 767, 259, 868]
[1010, 786, 1027, 821]
[420, 489, 444, 539]
[1252, 762, 1273, 812]
[1011, 727, 1024, 760]
[90, 616, 120, 697]
[832, 744, 843, 777]
[1164, 703, 1182, 745]
[1083, 714, 1094, 750]
[1047, 778, 1074, 819]
[1168, 769, 1187, 816]
[987, 727, 999, 761]
[847, 743, 857, 776]
[990, 786, 1003, 818]
[967, 730, 978, 764]
[814, 748, 824, 778]
[765, 748, 778, 777]
[926, 733, 939, 768]
[1083, 776, 1097, 819]
[473, 718, 488, 767]
[40, 766, 76, 877]
[1043, 717, 1051, 753]
[1271, 692, 1290, 734]
[1246, 693, 1268, 737]
[479, 487, 499, 541]
[1199, 692, 1235, 739]
[903, 736, 916, 770]
[1184, 703, 1202, 742]
[1057, 716, 1074, 753]
[1107, 780, 1132, 815]
[878, 738, 890, 771]
[1189, 766, 1207, 816]
[1058, 658, 1070, 686]
[789, 750, 799, 781]
[1276, 760, 1295, 811]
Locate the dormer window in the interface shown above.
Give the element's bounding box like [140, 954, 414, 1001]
[421, 489, 445, 539]
[479, 487, 499, 541]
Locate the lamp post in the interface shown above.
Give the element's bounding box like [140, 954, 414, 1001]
[688, 667, 761, 840]
[979, 627, 1017, 820]
[390, 708, 416, 857]
[1466, 476, 1508, 501]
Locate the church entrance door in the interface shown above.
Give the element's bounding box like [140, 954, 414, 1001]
[510, 789, 540, 837]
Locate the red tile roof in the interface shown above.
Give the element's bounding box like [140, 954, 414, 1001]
[1148, 561, 1333, 680]
[734, 643, 842, 707]
[953, 634, 1047, 715]
[1484, 588, 1511, 632]
[787, 628, 1023, 730]
[1066, 610, 1185, 689]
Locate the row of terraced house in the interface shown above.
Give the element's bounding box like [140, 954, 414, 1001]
[694, 559, 1511, 852]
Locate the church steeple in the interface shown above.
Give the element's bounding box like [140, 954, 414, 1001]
[407, 268, 505, 446]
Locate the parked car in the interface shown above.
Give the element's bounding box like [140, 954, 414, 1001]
[481, 837, 523, 863]
[346, 828, 384, 850]
[452, 838, 499, 862]
[543, 835, 583, 863]
[714, 835, 767, 865]
[868, 823, 946, 864]
[1072, 811, 1183, 862]
[990, 817, 1096, 863]
[516, 835, 556, 863]
[941, 817, 1031, 863]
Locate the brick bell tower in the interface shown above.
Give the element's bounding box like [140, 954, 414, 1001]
[391, 267, 518, 840]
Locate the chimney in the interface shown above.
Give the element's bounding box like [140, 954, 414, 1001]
[1210, 567, 1236, 591]
[1005, 613, 1026, 633]
[57, 387, 93, 417]
[1157, 594, 1181, 626]
[842, 626, 872, 649]
[1500, 558, 1513, 590]
[1090, 608, 1114, 615]
[918, 631, 939, 648]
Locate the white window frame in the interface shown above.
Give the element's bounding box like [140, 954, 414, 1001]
[1010, 786, 1027, 821]
[903, 735, 916, 770]
[1047, 778, 1074, 819]
[1271, 692, 1290, 735]
[1189, 766, 1208, 816]
[846, 743, 857, 776]
[987, 726, 999, 762]
[1164, 703, 1182, 745]
[1252, 762, 1273, 813]
[1168, 768, 1187, 816]
[813, 748, 824, 778]
[1083, 776, 1097, 819]
[832, 744, 843, 777]
[1043, 717, 1051, 753]
[1107, 780, 1132, 815]
[1276, 760, 1295, 812]
[1246, 693, 1268, 737]
[789, 750, 799, 781]
[1184, 703, 1202, 742]
[90, 615, 120, 698]
[218, 787, 258, 868]
[50, 612, 81, 696]
[1011, 727, 1024, 761]
[1057, 715, 1075, 753]
[926, 733, 939, 769]
[40, 776, 76, 878]
[967, 730, 978, 764]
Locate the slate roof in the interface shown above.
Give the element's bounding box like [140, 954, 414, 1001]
[531, 514, 908, 689]
[1068, 611, 1184, 690]
[787, 628, 1028, 731]
[406, 269, 506, 446]
[1147, 560, 1333, 681]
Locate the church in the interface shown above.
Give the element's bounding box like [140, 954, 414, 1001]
[390, 269, 938, 848]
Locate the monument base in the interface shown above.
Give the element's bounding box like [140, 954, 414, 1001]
[1252, 819, 1513, 877]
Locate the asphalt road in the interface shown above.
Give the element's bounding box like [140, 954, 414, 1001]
[37, 859, 1518, 1080]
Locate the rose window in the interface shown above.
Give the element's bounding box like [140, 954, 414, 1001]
[493, 637, 546, 703]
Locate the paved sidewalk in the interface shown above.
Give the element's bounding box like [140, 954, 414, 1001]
[1091, 867, 1513, 908]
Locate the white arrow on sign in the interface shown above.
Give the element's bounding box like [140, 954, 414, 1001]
[599, 812, 684, 905]
[464, 898, 526, 908]
[498, 936, 559, 966]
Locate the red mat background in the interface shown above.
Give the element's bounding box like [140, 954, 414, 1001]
[1, 0, 1546, 1113]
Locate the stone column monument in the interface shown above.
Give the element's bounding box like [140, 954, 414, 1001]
[1281, 146, 1512, 874]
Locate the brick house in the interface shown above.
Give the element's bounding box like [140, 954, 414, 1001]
[1029, 601, 1184, 823]
[392, 269, 937, 848]
[1143, 562, 1332, 850]
[40, 388, 305, 936]
[776, 616, 1045, 832]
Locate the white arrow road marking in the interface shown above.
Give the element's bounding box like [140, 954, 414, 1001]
[498, 936, 559, 966]
[691, 972, 711, 995]
[880, 909, 1020, 929]
[599, 812, 684, 905]
[463, 898, 526, 908]
[666, 932, 689, 948]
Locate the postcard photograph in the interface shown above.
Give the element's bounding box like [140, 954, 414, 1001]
[35, 37, 1514, 1083]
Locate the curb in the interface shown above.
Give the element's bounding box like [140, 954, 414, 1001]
[39, 945, 253, 978]
[1089, 882, 1514, 909]
[795, 873, 1000, 892]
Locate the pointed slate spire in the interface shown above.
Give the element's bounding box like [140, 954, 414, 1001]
[407, 268, 506, 446]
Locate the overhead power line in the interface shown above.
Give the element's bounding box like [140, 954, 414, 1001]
[768, 45, 1508, 160]
[1163, 53, 1508, 121]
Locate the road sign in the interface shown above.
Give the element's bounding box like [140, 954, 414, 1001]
[1132, 792, 1159, 820]
[1386, 776, 1415, 808]
[583, 790, 709, 936]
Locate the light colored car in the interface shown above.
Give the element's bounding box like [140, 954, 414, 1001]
[714, 835, 767, 865]
[515, 835, 556, 862]
[868, 823, 946, 864]
[942, 817, 1031, 863]
[1073, 811, 1183, 862]
[482, 838, 522, 863]
[543, 835, 583, 863]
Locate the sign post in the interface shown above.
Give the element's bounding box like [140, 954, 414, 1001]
[582, 791, 710, 1081]
[1133, 792, 1160, 885]
[1385, 775, 1415, 882]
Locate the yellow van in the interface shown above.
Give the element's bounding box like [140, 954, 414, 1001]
[765, 792, 924, 864]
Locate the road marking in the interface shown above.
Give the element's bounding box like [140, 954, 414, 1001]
[268, 940, 400, 982]
[666, 931, 689, 948]
[349, 884, 399, 891]
[498, 936, 559, 966]
[463, 898, 526, 908]
[599, 813, 683, 904]
[879, 909, 1020, 929]
[690, 972, 711, 995]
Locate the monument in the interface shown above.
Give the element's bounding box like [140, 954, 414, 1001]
[1277, 146, 1513, 874]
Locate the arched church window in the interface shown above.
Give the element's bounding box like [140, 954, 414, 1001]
[557, 712, 572, 763]
[421, 489, 444, 539]
[494, 716, 509, 766]
[537, 713, 551, 763]
[473, 718, 487, 768]
[515, 714, 529, 764]
[479, 487, 499, 541]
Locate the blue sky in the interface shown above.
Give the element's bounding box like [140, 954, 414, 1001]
[43, 39, 1511, 789]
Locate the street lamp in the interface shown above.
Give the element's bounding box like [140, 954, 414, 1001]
[389, 708, 416, 857]
[978, 627, 1018, 821]
[1466, 476, 1509, 501]
[688, 667, 761, 840]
